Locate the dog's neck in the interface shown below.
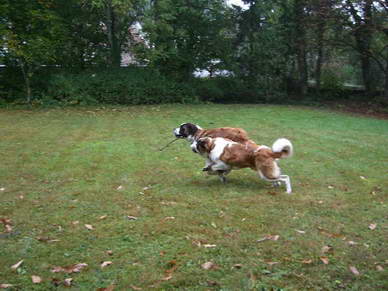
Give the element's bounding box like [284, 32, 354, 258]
[187, 126, 204, 143]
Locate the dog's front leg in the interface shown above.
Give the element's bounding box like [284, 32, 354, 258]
[210, 162, 231, 183]
[202, 158, 214, 171]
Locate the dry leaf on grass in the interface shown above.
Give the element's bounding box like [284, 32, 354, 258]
[101, 261, 113, 268]
[126, 216, 138, 220]
[257, 234, 280, 242]
[99, 215, 107, 220]
[376, 265, 384, 271]
[320, 257, 329, 265]
[130, 286, 142, 290]
[106, 250, 113, 256]
[97, 285, 115, 291]
[63, 278, 73, 287]
[0, 284, 13, 288]
[11, 260, 24, 270]
[163, 216, 175, 221]
[265, 261, 279, 266]
[72, 221, 79, 225]
[117, 185, 124, 190]
[201, 261, 219, 270]
[349, 266, 360, 276]
[302, 259, 313, 264]
[51, 263, 88, 273]
[295, 230, 305, 234]
[348, 240, 358, 246]
[233, 264, 243, 269]
[203, 244, 217, 248]
[31, 275, 42, 283]
[321, 245, 333, 254]
[84, 224, 93, 230]
[1, 218, 12, 233]
[368, 223, 377, 230]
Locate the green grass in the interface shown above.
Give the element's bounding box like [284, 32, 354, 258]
[0, 104, 387, 290]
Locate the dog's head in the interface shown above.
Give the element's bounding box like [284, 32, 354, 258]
[191, 137, 214, 154]
[173, 123, 202, 140]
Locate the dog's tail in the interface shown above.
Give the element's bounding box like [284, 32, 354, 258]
[271, 138, 293, 159]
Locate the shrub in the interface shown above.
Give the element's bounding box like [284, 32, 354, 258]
[47, 68, 198, 105]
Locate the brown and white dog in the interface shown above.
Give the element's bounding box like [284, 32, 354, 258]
[173, 123, 251, 144]
[174, 123, 256, 170]
[191, 137, 294, 193]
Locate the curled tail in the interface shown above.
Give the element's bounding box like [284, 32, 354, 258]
[272, 138, 293, 159]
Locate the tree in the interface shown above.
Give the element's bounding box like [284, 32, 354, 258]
[2, 0, 65, 103]
[140, 0, 232, 80]
[91, 0, 146, 67]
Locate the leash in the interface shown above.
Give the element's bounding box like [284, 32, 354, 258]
[159, 138, 180, 151]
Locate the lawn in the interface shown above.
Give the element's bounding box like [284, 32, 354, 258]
[0, 104, 387, 290]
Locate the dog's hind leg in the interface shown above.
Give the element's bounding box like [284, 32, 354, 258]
[278, 175, 292, 193]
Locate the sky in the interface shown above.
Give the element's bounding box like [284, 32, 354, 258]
[227, 0, 250, 9]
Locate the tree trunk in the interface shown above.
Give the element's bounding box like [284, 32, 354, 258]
[106, 2, 121, 67]
[384, 63, 388, 100]
[294, 0, 308, 97]
[19, 60, 32, 104]
[315, 15, 325, 90]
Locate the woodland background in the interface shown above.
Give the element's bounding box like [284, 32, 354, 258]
[1, 0, 387, 107]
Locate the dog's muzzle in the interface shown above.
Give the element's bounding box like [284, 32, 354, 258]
[173, 128, 184, 138]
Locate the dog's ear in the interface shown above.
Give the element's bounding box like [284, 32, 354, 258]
[182, 123, 198, 137]
[201, 137, 214, 153]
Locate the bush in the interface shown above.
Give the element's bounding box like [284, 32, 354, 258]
[47, 68, 198, 105]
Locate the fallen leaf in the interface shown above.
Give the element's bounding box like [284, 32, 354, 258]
[360, 176, 366, 180]
[317, 227, 343, 238]
[348, 240, 358, 246]
[72, 221, 79, 225]
[19, 195, 24, 199]
[321, 245, 333, 254]
[84, 224, 93, 230]
[163, 216, 175, 221]
[99, 215, 107, 220]
[211, 222, 217, 228]
[1, 218, 12, 233]
[328, 185, 334, 189]
[349, 266, 360, 276]
[265, 261, 279, 266]
[295, 230, 305, 234]
[320, 257, 329, 265]
[207, 280, 219, 286]
[257, 234, 280, 242]
[161, 275, 172, 281]
[11, 260, 24, 270]
[101, 261, 113, 268]
[203, 244, 217, 248]
[130, 286, 142, 290]
[97, 285, 115, 291]
[0, 284, 13, 288]
[51, 263, 88, 273]
[63, 278, 73, 287]
[368, 223, 377, 230]
[31, 275, 42, 283]
[117, 185, 123, 190]
[106, 250, 113, 256]
[376, 265, 384, 271]
[127, 216, 138, 220]
[302, 259, 313, 264]
[0, 188, 5, 191]
[233, 264, 243, 269]
[201, 261, 218, 270]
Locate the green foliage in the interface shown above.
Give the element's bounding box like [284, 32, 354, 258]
[46, 68, 198, 105]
